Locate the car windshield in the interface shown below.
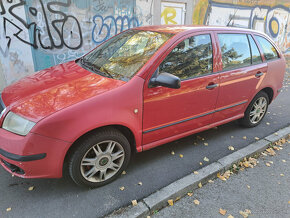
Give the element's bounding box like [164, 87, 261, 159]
[79, 30, 172, 81]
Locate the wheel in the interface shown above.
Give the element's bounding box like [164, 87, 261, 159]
[68, 128, 131, 188]
[239, 91, 269, 128]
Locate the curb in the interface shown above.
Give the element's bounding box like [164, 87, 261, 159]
[107, 125, 290, 218]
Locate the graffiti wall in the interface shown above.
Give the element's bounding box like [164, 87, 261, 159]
[0, 0, 289, 90]
[193, 0, 290, 58]
[0, 0, 141, 90]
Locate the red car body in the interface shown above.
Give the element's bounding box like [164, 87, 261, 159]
[0, 25, 286, 179]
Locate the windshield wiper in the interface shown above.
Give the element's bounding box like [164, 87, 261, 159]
[100, 67, 113, 79]
[80, 58, 113, 79]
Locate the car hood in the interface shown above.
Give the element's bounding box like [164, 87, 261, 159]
[1, 61, 125, 122]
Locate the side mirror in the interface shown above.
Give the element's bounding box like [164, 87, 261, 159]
[150, 72, 181, 89]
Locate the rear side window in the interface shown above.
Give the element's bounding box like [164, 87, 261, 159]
[159, 34, 212, 80]
[248, 35, 262, 65]
[218, 34, 251, 70]
[255, 35, 278, 61]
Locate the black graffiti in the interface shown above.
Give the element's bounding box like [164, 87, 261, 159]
[1, 0, 83, 52]
[0, 0, 5, 15]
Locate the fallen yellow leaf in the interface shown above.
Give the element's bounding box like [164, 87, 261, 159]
[274, 133, 278, 136]
[179, 154, 183, 158]
[28, 186, 34, 191]
[204, 142, 208, 146]
[187, 192, 193, 197]
[204, 157, 209, 162]
[168, 199, 174, 206]
[6, 208, 11, 212]
[193, 199, 200, 205]
[282, 160, 286, 163]
[288, 201, 290, 204]
[122, 171, 126, 175]
[198, 182, 202, 188]
[138, 182, 143, 186]
[208, 179, 214, 183]
[247, 185, 250, 189]
[217, 172, 225, 181]
[171, 151, 175, 155]
[175, 196, 181, 201]
[261, 152, 268, 156]
[193, 171, 199, 175]
[280, 174, 284, 177]
[255, 137, 259, 140]
[266, 148, 276, 156]
[219, 208, 227, 215]
[132, 200, 138, 206]
[239, 209, 251, 218]
[219, 175, 226, 181]
[243, 161, 250, 168]
[266, 163, 271, 167]
[119, 186, 125, 191]
[199, 162, 203, 165]
[228, 146, 235, 151]
[243, 136, 247, 140]
[227, 215, 234, 218]
[224, 170, 231, 179]
[266, 122, 270, 125]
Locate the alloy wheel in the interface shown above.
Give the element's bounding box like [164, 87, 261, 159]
[249, 96, 267, 124]
[80, 140, 125, 183]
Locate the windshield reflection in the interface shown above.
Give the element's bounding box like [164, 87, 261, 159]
[80, 30, 172, 81]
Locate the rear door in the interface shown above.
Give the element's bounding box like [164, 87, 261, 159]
[212, 32, 267, 123]
[142, 32, 220, 146]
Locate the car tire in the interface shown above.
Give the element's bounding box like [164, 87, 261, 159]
[239, 91, 269, 128]
[68, 128, 131, 188]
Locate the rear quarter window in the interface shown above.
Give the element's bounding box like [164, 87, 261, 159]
[247, 35, 262, 65]
[255, 35, 279, 61]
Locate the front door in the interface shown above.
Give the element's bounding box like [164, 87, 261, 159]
[142, 33, 219, 146]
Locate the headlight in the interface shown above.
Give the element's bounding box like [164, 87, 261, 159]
[2, 112, 36, 136]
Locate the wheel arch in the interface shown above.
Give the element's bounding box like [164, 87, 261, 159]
[259, 87, 274, 104]
[62, 125, 137, 176]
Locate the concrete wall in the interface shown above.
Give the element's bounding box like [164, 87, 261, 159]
[0, 0, 289, 90]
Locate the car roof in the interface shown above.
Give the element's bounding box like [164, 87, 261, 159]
[133, 25, 263, 35]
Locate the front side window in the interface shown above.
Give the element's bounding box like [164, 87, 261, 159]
[218, 34, 251, 70]
[159, 34, 212, 80]
[248, 35, 262, 65]
[255, 35, 278, 61]
[80, 30, 172, 81]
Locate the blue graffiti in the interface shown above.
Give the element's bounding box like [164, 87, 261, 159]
[92, 15, 139, 44]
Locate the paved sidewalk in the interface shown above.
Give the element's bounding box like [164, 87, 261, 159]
[153, 138, 290, 218]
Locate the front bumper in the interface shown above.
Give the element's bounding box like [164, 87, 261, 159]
[0, 128, 71, 178]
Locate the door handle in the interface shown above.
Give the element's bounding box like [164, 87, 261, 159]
[255, 72, 264, 78]
[206, 83, 219, 90]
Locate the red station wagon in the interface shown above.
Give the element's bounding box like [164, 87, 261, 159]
[0, 26, 286, 187]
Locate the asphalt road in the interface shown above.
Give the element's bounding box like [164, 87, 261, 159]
[0, 73, 289, 218]
[154, 135, 290, 218]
